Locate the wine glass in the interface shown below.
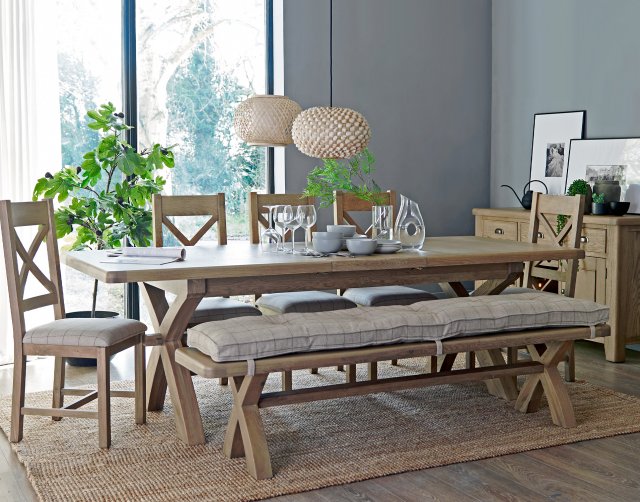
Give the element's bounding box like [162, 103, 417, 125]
[273, 205, 288, 252]
[260, 205, 281, 252]
[297, 204, 317, 254]
[282, 205, 300, 254]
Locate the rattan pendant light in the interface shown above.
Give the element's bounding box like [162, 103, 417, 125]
[292, 0, 371, 159]
[234, 95, 302, 146]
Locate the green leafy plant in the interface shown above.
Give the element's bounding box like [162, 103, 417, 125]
[592, 193, 605, 204]
[33, 102, 175, 314]
[302, 148, 384, 207]
[558, 179, 591, 232]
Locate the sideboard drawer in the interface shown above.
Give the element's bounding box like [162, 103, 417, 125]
[579, 228, 607, 255]
[519, 223, 553, 245]
[481, 219, 518, 240]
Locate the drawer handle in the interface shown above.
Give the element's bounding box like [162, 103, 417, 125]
[494, 228, 504, 235]
[537, 231, 544, 239]
[580, 236, 588, 243]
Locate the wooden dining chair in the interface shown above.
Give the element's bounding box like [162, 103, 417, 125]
[504, 192, 585, 381]
[151, 194, 262, 384]
[333, 190, 437, 378]
[248, 192, 357, 389]
[0, 199, 146, 448]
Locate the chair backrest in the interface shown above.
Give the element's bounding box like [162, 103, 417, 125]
[333, 190, 397, 237]
[524, 192, 584, 297]
[0, 199, 65, 339]
[152, 194, 227, 247]
[248, 192, 316, 244]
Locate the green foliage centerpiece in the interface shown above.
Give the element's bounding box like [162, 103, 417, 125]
[302, 148, 383, 207]
[33, 102, 175, 314]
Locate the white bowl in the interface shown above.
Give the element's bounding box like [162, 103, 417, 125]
[312, 238, 342, 254]
[312, 231, 344, 240]
[326, 224, 356, 237]
[346, 238, 377, 255]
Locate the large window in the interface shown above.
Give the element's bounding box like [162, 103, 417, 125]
[53, 0, 269, 317]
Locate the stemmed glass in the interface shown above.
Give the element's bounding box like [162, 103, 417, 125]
[297, 205, 317, 254]
[282, 205, 301, 254]
[260, 205, 281, 252]
[274, 205, 288, 252]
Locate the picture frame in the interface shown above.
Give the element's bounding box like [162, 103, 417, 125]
[529, 111, 586, 195]
[565, 137, 640, 213]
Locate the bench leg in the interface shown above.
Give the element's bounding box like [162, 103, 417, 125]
[515, 341, 576, 428]
[476, 349, 518, 401]
[336, 365, 344, 372]
[281, 371, 292, 391]
[465, 351, 475, 369]
[391, 359, 399, 366]
[430, 356, 438, 373]
[439, 353, 458, 372]
[223, 374, 272, 480]
[368, 362, 378, 381]
[310, 368, 318, 374]
[346, 364, 357, 383]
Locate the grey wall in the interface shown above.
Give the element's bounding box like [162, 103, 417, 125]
[283, 0, 492, 236]
[492, 0, 640, 207]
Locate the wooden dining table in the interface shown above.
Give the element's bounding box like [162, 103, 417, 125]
[63, 236, 585, 445]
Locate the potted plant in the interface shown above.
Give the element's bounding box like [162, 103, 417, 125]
[302, 148, 384, 207]
[592, 193, 608, 215]
[558, 179, 592, 232]
[33, 102, 174, 364]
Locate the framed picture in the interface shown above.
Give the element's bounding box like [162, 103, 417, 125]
[529, 111, 586, 195]
[566, 137, 640, 212]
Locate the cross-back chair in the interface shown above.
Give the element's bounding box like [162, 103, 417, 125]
[0, 199, 146, 448]
[505, 192, 585, 381]
[333, 190, 437, 378]
[151, 194, 261, 385]
[248, 192, 357, 389]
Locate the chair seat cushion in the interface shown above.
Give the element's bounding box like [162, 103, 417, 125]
[343, 286, 437, 306]
[190, 297, 261, 324]
[188, 291, 609, 362]
[24, 318, 147, 348]
[256, 291, 357, 314]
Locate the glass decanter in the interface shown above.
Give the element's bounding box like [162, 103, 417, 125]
[394, 194, 425, 249]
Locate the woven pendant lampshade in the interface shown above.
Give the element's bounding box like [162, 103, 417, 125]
[233, 95, 302, 146]
[292, 106, 371, 159]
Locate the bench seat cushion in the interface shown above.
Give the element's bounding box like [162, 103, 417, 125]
[190, 297, 261, 324]
[343, 286, 437, 306]
[187, 291, 609, 362]
[256, 291, 356, 314]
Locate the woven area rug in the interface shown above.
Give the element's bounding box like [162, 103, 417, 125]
[2, 358, 640, 502]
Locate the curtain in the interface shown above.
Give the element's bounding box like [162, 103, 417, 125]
[0, 0, 61, 364]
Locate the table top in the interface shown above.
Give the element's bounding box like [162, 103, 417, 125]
[61, 236, 585, 284]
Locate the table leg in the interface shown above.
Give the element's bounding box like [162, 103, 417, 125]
[141, 280, 206, 445]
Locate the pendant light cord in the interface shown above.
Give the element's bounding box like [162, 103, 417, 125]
[329, 0, 333, 108]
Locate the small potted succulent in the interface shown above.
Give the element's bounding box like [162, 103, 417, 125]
[33, 102, 174, 364]
[592, 193, 608, 215]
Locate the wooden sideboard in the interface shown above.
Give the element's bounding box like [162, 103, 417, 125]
[473, 207, 640, 362]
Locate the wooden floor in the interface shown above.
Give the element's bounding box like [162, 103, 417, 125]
[1, 342, 639, 502]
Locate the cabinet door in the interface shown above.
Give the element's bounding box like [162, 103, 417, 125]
[572, 257, 606, 303]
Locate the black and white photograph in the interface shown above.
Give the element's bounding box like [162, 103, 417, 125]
[545, 143, 565, 177]
[585, 164, 627, 184]
[530, 111, 585, 194]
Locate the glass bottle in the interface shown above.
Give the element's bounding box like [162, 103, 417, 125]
[394, 194, 425, 249]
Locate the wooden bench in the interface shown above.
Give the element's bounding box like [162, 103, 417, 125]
[175, 294, 610, 479]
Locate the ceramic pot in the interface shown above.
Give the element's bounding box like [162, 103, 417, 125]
[593, 180, 621, 203]
[591, 202, 609, 216]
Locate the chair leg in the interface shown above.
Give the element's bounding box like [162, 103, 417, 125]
[52, 356, 65, 421]
[10, 354, 26, 443]
[281, 370, 292, 391]
[309, 368, 318, 374]
[564, 343, 576, 382]
[97, 349, 111, 449]
[391, 359, 399, 366]
[134, 337, 146, 425]
[346, 364, 357, 383]
[219, 378, 229, 386]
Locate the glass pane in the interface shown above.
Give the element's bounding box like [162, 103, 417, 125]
[55, 0, 124, 317]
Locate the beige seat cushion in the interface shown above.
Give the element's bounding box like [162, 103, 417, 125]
[24, 318, 147, 347]
[343, 286, 437, 307]
[188, 291, 609, 362]
[190, 297, 261, 324]
[256, 291, 356, 314]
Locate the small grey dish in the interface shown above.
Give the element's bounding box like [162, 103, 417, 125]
[312, 238, 342, 254]
[326, 224, 356, 237]
[346, 238, 377, 255]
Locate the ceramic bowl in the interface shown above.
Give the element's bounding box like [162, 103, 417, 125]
[346, 238, 377, 255]
[312, 238, 342, 254]
[326, 224, 356, 237]
[609, 201, 630, 216]
[312, 231, 344, 240]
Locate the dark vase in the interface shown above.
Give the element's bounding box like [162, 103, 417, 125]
[581, 185, 593, 215]
[65, 311, 119, 366]
[593, 180, 621, 203]
[591, 202, 609, 215]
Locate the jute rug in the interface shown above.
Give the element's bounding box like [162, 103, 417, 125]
[2, 358, 640, 502]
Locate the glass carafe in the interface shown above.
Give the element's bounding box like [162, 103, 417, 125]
[394, 194, 425, 249]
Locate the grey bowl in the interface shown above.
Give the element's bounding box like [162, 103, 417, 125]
[346, 238, 378, 255]
[312, 231, 344, 240]
[312, 238, 342, 253]
[326, 224, 356, 237]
